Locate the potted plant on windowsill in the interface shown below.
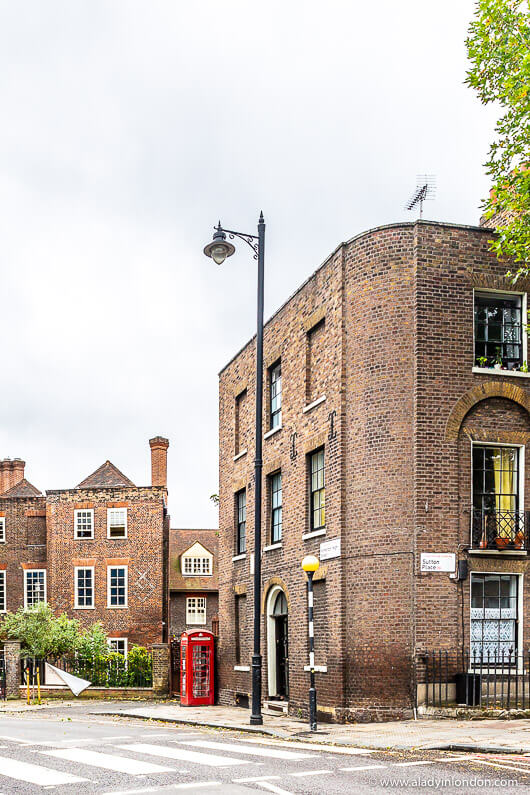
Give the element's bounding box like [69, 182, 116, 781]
[493, 348, 503, 370]
[514, 531, 525, 550]
[476, 356, 488, 369]
[495, 535, 510, 550]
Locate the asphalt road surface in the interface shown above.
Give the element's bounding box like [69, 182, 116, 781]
[0, 710, 528, 793]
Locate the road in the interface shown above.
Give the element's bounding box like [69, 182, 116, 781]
[0, 709, 528, 793]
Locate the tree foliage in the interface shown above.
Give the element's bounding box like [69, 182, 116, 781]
[466, 0, 530, 274]
[0, 603, 79, 658]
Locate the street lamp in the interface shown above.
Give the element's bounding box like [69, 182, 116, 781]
[301, 554, 320, 732]
[203, 212, 266, 726]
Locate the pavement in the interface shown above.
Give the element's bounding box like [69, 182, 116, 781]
[4, 698, 530, 755]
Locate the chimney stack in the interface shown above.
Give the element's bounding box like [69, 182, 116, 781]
[149, 437, 169, 488]
[0, 458, 25, 495]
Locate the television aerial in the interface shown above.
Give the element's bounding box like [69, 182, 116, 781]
[404, 175, 436, 219]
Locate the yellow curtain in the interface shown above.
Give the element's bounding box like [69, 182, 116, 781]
[493, 448, 515, 513]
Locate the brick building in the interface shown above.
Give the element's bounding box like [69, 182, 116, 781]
[168, 528, 219, 641]
[0, 437, 170, 652]
[218, 218, 530, 721]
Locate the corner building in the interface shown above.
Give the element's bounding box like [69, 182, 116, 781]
[218, 219, 530, 721]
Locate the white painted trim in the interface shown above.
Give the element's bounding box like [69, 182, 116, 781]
[23, 569, 46, 609]
[0, 570, 6, 613]
[107, 507, 127, 540]
[232, 553, 246, 562]
[74, 565, 95, 609]
[302, 529, 326, 540]
[266, 584, 285, 698]
[263, 543, 282, 552]
[468, 549, 527, 556]
[106, 564, 128, 608]
[472, 367, 530, 378]
[74, 509, 94, 540]
[264, 426, 282, 440]
[234, 665, 250, 672]
[186, 595, 207, 625]
[0, 517, 5, 543]
[108, 637, 128, 656]
[304, 665, 327, 673]
[233, 449, 247, 462]
[303, 395, 326, 414]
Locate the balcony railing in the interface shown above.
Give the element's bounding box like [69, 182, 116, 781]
[471, 509, 528, 551]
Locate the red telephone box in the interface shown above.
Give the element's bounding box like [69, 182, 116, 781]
[180, 630, 215, 706]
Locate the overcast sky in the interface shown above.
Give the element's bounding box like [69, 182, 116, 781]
[0, 1, 496, 527]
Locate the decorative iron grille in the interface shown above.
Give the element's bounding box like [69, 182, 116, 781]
[471, 509, 528, 551]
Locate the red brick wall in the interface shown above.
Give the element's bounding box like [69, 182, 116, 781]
[46, 486, 167, 647]
[169, 591, 219, 640]
[0, 496, 47, 613]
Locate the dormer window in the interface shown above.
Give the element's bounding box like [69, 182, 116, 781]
[474, 291, 525, 370]
[181, 542, 213, 576]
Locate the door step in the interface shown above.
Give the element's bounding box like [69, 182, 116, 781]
[263, 700, 289, 716]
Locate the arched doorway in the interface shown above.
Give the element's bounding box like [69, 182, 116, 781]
[266, 587, 289, 699]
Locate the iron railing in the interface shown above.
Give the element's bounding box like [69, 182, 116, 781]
[420, 650, 530, 709]
[0, 658, 5, 700]
[471, 509, 528, 551]
[21, 654, 153, 688]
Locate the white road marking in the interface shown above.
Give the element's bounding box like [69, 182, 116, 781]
[290, 769, 332, 777]
[40, 747, 175, 775]
[185, 740, 315, 760]
[233, 776, 281, 783]
[0, 755, 89, 786]
[0, 735, 34, 745]
[236, 738, 375, 755]
[256, 783, 294, 795]
[119, 743, 250, 767]
[103, 783, 220, 795]
[435, 756, 471, 762]
[340, 764, 387, 771]
[467, 759, 530, 774]
[395, 760, 436, 767]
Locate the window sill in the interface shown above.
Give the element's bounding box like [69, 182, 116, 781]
[264, 425, 282, 440]
[304, 664, 327, 673]
[303, 395, 326, 413]
[186, 622, 207, 627]
[263, 542, 282, 552]
[472, 366, 530, 379]
[468, 548, 527, 556]
[234, 665, 250, 672]
[232, 553, 246, 562]
[107, 536, 127, 540]
[233, 449, 247, 462]
[106, 605, 128, 609]
[74, 606, 95, 610]
[302, 529, 326, 540]
[74, 537, 95, 541]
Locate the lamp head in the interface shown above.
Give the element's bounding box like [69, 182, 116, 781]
[301, 554, 319, 573]
[203, 222, 235, 265]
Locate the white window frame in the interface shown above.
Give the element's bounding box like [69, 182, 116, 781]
[473, 288, 528, 372]
[186, 596, 207, 625]
[108, 637, 128, 656]
[182, 556, 213, 576]
[107, 565, 128, 608]
[74, 509, 94, 540]
[74, 566, 95, 609]
[24, 569, 47, 609]
[470, 440, 525, 546]
[469, 572, 524, 672]
[0, 517, 5, 543]
[107, 508, 128, 539]
[0, 571, 6, 613]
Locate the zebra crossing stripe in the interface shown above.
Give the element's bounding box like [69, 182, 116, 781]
[40, 747, 175, 774]
[0, 755, 89, 786]
[118, 743, 250, 767]
[185, 740, 315, 760]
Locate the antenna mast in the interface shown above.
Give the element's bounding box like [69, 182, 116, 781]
[404, 175, 436, 219]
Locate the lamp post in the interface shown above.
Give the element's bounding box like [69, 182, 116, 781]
[203, 213, 265, 726]
[301, 554, 319, 732]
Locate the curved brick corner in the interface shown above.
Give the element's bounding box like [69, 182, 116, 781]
[445, 381, 530, 442]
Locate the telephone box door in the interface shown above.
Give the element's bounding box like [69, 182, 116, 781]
[180, 630, 215, 706]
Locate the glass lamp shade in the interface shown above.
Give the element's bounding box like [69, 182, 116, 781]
[302, 554, 320, 573]
[203, 227, 235, 264]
